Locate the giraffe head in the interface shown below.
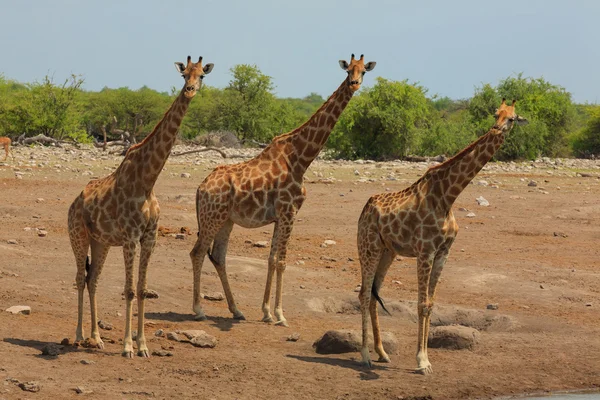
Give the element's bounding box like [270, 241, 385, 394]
[493, 98, 528, 132]
[339, 54, 376, 92]
[174, 56, 214, 99]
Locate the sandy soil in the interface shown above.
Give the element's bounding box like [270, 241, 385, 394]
[1, 146, 599, 400]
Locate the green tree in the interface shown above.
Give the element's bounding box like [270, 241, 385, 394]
[328, 78, 432, 160]
[571, 105, 600, 157]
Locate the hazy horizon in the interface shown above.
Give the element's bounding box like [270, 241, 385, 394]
[1, 0, 598, 103]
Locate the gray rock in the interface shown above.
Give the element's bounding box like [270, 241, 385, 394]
[287, 333, 301, 342]
[428, 325, 480, 350]
[175, 233, 186, 240]
[180, 173, 191, 178]
[476, 180, 488, 186]
[80, 359, 95, 365]
[528, 180, 538, 187]
[466, 212, 476, 218]
[152, 350, 173, 357]
[178, 330, 208, 340]
[37, 229, 48, 237]
[313, 329, 397, 355]
[41, 343, 62, 356]
[6, 305, 31, 315]
[7, 239, 17, 245]
[476, 196, 489, 207]
[98, 320, 113, 330]
[19, 381, 41, 392]
[486, 303, 499, 310]
[203, 292, 225, 301]
[154, 329, 164, 337]
[167, 332, 183, 342]
[253, 241, 269, 248]
[322, 239, 337, 247]
[190, 333, 217, 348]
[74, 386, 93, 394]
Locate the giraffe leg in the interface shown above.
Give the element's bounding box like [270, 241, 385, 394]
[136, 229, 157, 357]
[87, 240, 110, 349]
[122, 241, 137, 358]
[68, 201, 90, 345]
[357, 229, 384, 368]
[261, 222, 280, 323]
[272, 216, 295, 327]
[370, 249, 395, 363]
[189, 232, 214, 321]
[209, 220, 245, 320]
[415, 253, 435, 375]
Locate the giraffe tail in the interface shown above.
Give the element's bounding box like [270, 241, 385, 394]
[206, 249, 217, 265]
[85, 256, 91, 274]
[371, 284, 392, 316]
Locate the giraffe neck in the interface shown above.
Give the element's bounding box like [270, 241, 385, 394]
[117, 89, 191, 192]
[426, 128, 506, 209]
[287, 80, 354, 174]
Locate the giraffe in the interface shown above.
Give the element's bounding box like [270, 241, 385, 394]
[357, 99, 528, 373]
[68, 56, 214, 357]
[0, 136, 13, 161]
[189, 54, 376, 326]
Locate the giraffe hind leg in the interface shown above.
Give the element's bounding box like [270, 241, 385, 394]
[370, 249, 395, 363]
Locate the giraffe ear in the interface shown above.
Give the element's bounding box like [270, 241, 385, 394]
[339, 60, 349, 70]
[174, 62, 186, 74]
[364, 62, 376, 71]
[203, 63, 214, 74]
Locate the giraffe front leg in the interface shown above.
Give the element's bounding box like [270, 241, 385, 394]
[415, 253, 435, 375]
[122, 242, 137, 358]
[272, 216, 296, 327]
[136, 233, 156, 357]
[261, 222, 281, 323]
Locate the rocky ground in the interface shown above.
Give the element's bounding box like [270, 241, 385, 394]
[0, 143, 600, 400]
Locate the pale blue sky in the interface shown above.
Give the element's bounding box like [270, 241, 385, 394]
[1, 0, 598, 103]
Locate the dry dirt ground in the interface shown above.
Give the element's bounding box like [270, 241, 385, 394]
[1, 145, 599, 400]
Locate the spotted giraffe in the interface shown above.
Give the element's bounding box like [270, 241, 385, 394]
[357, 99, 528, 373]
[68, 56, 213, 357]
[189, 54, 376, 326]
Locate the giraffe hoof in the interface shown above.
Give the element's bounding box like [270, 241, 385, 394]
[137, 349, 150, 358]
[122, 350, 134, 358]
[261, 316, 274, 323]
[274, 319, 289, 327]
[361, 360, 373, 369]
[415, 365, 433, 375]
[233, 313, 246, 321]
[377, 355, 391, 363]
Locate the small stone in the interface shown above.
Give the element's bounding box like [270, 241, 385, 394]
[167, 332, 182, 342]
[528, 180, 538, 187]
[41, 343, 62, 356]
[175, 233, 185, 240]
[476, 196, 489, 207]
[61, 338, 71, 346]
[190, 333, 217, 348]
[458, 207, 469, 212]
[354, 284, 361, 292]
[476, 180, 488, 186]
[540, 284, 545, 289]
[553, 232, 568, 238]
[80, 359, 95, 365]
[36, 198, 45, 203]
[466, 212, 476, 218]
[74, 386, 93, 394]
[37, 229, 48, 237]
[354, 170, 360, 176]
[287, 333, 301, 342]
[213, 366, 219, 372]
[203, 292, 225, 301]
[152, 350, 173, 357]
[486, 303, 499, 310]
[320, 256, 337, 262]
[244, 239, 253, 244]
[154, 329, 164, 337]
[299, 285, 306, 289]
[144, 289, 160, 299]
[180, 173, 191, 178]
[6, 239, 17, 245]
[585, 303, 592, 307]
[98, 320, 113, 330]
[347, 257, 355, 262]
[392, 280, 402, 285]
[253, 241, 269, 248]
[19, 381, 41, 392]
[5, 305, 31, 315]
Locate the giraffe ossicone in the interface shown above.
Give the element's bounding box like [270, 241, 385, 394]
[189, 54, 376, 326]
[68, 55, 213, 358]
[357, 99, 527, 373]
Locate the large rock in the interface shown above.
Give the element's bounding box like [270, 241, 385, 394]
[5, 305, 31, 315]
[190, 333, 217, 348]
[313, 329, 397, 355]
[428, 325, 480, 350]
